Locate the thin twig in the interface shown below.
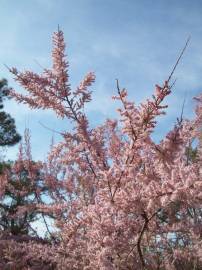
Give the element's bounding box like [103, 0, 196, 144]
[167, 36, 191, 83]
[33, 59, 46, 70]
[28, 223, 40, 238]
[170, 78, 177, 90]
[38, 121, 63, 135]
[177, 95, 186, 126]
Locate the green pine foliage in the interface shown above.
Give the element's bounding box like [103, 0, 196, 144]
[0, 79, 21, 147]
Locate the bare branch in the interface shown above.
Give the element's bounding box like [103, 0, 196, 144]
[38, 121, 63, 136]
[167, 36, 190, 83]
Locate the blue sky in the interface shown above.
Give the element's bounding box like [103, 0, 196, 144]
[0, 0, 202, 161]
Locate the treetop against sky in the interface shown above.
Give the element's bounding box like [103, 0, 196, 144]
[0, 0, 201, 160]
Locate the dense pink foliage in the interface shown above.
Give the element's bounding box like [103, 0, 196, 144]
[1, 29, 201, 269]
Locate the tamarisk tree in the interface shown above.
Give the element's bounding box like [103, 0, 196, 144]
[3, 29, 202, 269]
[0, 129, 55, 241]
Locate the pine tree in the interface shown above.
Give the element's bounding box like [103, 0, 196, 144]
[0, 79, 21, 147]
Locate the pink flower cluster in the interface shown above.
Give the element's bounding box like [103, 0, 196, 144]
[3, 29, 202, 269]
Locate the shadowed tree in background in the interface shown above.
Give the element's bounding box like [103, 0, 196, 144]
[0, 79, 21, 148]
